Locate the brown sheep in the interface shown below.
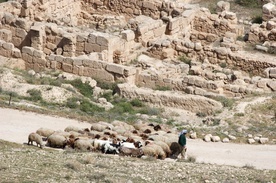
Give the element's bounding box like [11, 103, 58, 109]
[169, 142, 183, 159]
[28, 132, 44, 148]
[46, 134, 67, 149]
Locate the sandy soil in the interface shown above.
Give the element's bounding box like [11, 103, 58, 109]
[0, 107, 275, 170]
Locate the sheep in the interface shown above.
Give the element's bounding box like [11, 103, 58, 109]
[93, 139, 113, 151]
[102, 142, 120, 154]
[36, 128, 55, 138]
[119, 146, 144, 158]
[141, 141, 166, 160]
[53, 131, 71, 138]
[91, 123, 110, 132]
[98, 121, 114, 130]
[169, 142, 183, 159]
[46, 134, 67, 149]
[111, 120, 135, 131]
[64, 125, 83, 133]
[73, 138, 95, 151]
[120, 141, 142, 149]
[28, 132, 44, 148]
[153, 140, 171, 157]
[141, 146, 158, 159]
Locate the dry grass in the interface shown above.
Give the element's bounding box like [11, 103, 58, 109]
[0, 140, 275, 183]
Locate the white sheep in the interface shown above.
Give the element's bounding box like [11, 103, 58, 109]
[36, 127, 55, 138]
[28, 132, 44, 148]
[64, 125, 83, 133]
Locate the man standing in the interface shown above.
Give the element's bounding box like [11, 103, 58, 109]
[178, 129, 187, 159]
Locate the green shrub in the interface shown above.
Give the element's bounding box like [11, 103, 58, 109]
[138, 106, 162, 116]
[27, 89, 42, 102]
[66, 97, 80, 109]
[211, 96, 235, 108]
[111, 101, 134, 114]
[178, 55, 191, 67]
[0, 87, 2, 93]
[130, 98, 144, 107]
[252, 15, 263, 24]
[100, 91, 113, 102]
[96, 80, 117, 90]
[80, 99, 104, 114]
[69, 79, 93, 98]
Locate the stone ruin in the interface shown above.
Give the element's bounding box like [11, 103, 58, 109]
[0, 0, 275, 114]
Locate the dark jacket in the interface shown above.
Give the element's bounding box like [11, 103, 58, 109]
[178, 134, 186, 147]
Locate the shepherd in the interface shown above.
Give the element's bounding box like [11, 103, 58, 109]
[178, 129, 187, 159]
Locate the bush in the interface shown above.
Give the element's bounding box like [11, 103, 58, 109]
[100, 91, 113, 102]
[96, 80, 117, 90]
[112, 101, 134, 114]
[80, 99, 105, 114]
[211, 96, 235, 108]
[178, 55, 191, 67]
[66, 97, 80, 109]
[252, 15, 263, 24]
[69, 79, 93, 98]
[138, 106, 162, 116]
[130, 98, 144, 107]
[27, 89, 42, 102]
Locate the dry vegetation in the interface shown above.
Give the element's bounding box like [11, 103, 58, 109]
[0, 140, 275, 183]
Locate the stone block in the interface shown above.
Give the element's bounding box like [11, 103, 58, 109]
[12, 37, 22, 47]
[36, 58, 46, 65]
[0, 48, 11, 57]
[55, 55, 65, 62]
[22, 46, 34, 55]
[87, 33, 97, 44]
[62, 63, 73, 73]
[106, 63, 124, 75]
[22, 53, 32, 63]
[121, 30, 135, 41]
[84, 42, 101, 53]
[2, 42, 14, 50]
[168, 18, 180, 31]
[0, 29, 12, 42]
[33, 49, 45, 58]
[12, 48, 21, 58]
[15, 28, 27, 38]
[96, 35, 109, 47]
[153, 25, 166, 37]
[73, 58, 83, 66]
[77, 33, 88, 42]
[76, 42, 84, 52]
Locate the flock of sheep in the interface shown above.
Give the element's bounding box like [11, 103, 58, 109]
[27, 120, 184, 159]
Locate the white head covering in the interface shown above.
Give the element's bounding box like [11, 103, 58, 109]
[179, 129, 187, 137]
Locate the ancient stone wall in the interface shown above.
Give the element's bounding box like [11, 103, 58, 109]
[21, 46, 137, 83]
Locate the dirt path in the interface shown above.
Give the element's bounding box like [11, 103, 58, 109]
[0, 107, 275, 170]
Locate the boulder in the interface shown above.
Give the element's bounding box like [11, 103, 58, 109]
[248, 138, 255, 144]
[222, 138, 229, 143]
[211, 136, 221, 142]
[259, 137, 269, 144]
[203, 134, 212, 142]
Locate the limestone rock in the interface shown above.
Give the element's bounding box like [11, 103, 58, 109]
[211, 136, 221, 142]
